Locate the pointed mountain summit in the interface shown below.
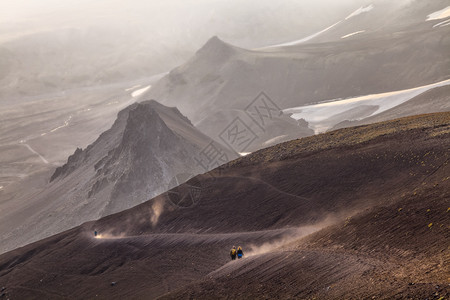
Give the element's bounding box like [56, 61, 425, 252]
[0, 100, 234, 254]
[145, 1, 450, 147]
[194, 36, 239, 62]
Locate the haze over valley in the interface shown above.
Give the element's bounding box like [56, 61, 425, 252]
[0, 1, 449, 299]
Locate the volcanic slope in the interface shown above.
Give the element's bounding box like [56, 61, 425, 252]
[0, 100, 235, 254]
[0, 112, 449, 299]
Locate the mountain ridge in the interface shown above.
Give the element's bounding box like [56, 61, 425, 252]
[0, 100, 234, 254]
[146, 4, 450, 149]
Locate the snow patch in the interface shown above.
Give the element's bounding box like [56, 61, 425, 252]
[262, 21, 342, 48]
[259, 4, 373, 49]
[284, 79, 450, 133]
[239, 152, 251, 157]
[262, 135, 288, 147]
[0, 186, 3, 190]
[131, 85, 151, 98]
[345, 4, 374, 20]
[341, 30, 365, 39]
[427, 6, 450, 21]
[125, 85, 141, 92]
[433, 19, 450, 28]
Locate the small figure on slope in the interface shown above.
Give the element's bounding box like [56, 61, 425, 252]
[230, 246, 237, 260]
[237, 246, 244, 259]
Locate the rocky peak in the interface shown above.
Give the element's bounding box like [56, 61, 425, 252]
[50, 103, 139, 182]
[144, 99, 194, 127]
[195, 36, 238, 62]
[116, 102, 179, 156]
[50, 147, 83, 182]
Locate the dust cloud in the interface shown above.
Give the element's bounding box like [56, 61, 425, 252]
[246, 215, 344, 257]
[150, 198, 164, 227]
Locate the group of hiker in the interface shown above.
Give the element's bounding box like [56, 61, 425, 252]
[230, 246, 244, 260]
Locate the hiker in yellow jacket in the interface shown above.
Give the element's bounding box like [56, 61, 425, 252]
[230, 246, 237, 260]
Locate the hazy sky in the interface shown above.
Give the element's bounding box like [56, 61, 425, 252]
[2, 0, 365, 21]
[0, 0, 380, 95]
[1, 0, 373, 45]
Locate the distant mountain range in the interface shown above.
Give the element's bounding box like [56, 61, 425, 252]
[146, 0, 449, 139]
[0, 0, 368, 97]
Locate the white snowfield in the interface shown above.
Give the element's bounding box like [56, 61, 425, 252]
[259, 4, 374, 49]
[345, 4, 374, 20]
[427, 6, 450, 21]
[265, 20, 343, 47]
[125, 85, 141, 92]
[284, 79, 450, 134]
[433, 19, 450, 28]
[131, 72, 168, 97]
[262, 135, 289, 147]
[239, 152, 251, 157]
[341, 30, 366, 39]
[132, 85, 152, 98]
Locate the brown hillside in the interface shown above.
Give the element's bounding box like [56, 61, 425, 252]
[0, 112, 448, 299]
